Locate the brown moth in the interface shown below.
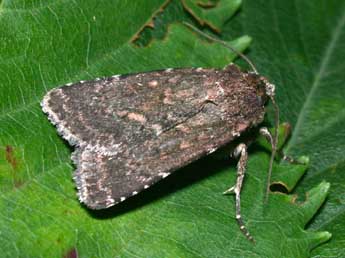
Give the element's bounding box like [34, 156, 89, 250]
[41, 24, 279, 242]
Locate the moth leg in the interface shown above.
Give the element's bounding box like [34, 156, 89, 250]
[259, 127, 274, 148]
[223, 143, 255, 242]
[259, 127, 301, 164]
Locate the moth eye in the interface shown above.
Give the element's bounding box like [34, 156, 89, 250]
[257, 95, 262, 104]
[256, 95, 266, 106]
[255, 80, 268, 105]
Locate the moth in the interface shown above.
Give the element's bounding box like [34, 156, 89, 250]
[41, 26, 278, 242]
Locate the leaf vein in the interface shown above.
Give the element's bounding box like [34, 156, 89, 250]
[287, 9, 345, 151]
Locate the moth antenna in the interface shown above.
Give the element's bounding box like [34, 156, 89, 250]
[263, 83, 280, 204]
[182, 22, 258, 74]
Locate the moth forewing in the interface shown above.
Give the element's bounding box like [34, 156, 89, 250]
[41, 63, 273, 243]
[41, 64, 266, 207]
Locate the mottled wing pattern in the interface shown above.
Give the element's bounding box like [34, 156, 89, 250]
[41, 65, 266, 209]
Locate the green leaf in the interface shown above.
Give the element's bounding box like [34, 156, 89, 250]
[0, 0, 342, 257]
[181, 0, 241, 31]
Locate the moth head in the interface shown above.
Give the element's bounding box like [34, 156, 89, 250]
[247, 73, 273, 107]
